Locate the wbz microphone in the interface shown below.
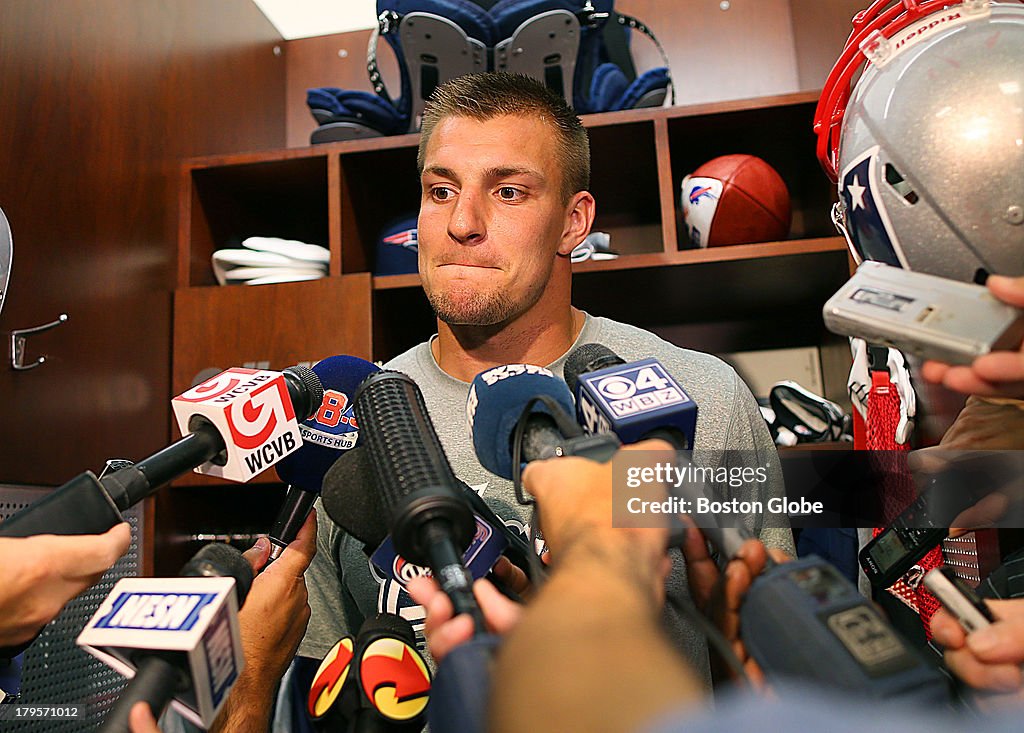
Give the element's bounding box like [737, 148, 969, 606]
[307, 613, 430, 732]
[467, 364, 619, 480]
[78, 544, 254, 732]
[0, 365, 324, 539]
[270, 356, 380, 562]
[564, 343, 696, 449]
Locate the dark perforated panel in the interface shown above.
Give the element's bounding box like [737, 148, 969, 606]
[1, 486, 142, 732]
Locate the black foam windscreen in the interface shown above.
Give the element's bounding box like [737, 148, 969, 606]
[562, 342, 624, 394]
[282, 365, 325, 420]
[352, 370, 475, 564]
[180, 542, 254, 606]
[352, 370, 460, 514]
[356, 612, 416, 645]
[321, 447, 389, 548]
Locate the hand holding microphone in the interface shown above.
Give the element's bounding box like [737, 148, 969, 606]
[0, 524, 131, 647]
[82, 542, 256, 732]
[932, 598, 1024, 711]
[218, 511, 318, 732]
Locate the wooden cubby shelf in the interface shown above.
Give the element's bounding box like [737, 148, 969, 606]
[164, 89, 854, 574]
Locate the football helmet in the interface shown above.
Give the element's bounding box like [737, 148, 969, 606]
[815, 0, 1024, 283]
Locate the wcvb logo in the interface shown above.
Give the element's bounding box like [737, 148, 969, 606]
[226, 377, 296, 450]
[175, 369, 258, 403]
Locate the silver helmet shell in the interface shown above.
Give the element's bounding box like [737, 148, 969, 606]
[833, 2, 1024, 283]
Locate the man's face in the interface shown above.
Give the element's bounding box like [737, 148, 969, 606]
[417, 114, 576, 326]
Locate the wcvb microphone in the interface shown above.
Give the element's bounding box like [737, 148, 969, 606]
[78, 543, 254, 732]
[0, 365, 324, 539]
[269, 355, 380, 562]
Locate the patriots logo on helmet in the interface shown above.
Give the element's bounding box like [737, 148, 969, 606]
[840, 148, 906, 269]
[382, 228, 418, 252]
[687, 185, 717, 205]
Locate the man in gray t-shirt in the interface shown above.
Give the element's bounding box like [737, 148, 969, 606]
[298, 72, 793, 687]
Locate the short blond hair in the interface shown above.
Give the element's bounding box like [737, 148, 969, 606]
[417, 72, 590, 203]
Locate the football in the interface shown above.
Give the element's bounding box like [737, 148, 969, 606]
[680, 154, 791, 248]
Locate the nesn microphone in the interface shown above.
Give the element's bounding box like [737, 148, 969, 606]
[564, 343, 696, 449]
[79, 543, 254, 732]
[270, 355, 380, 562]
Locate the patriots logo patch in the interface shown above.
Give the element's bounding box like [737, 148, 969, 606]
[840, 148, 906, 268]
[382, 228, 418, 252]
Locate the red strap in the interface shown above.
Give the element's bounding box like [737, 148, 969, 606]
[866, 369, 942, 638]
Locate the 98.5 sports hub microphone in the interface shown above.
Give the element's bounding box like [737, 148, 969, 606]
[269, 356, 380, 562]
[0, 365, 324, 539]
[564, 343, 696, 449]
[78, 543, 254, 732]
[468, 363, 619, 480]
[307, 613, 430, 733]
[353, 370, 485, 631]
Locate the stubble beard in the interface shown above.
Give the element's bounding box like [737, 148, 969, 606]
[426, 284, 518, 326]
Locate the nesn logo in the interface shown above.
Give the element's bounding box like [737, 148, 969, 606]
[95, 592, 218, 631]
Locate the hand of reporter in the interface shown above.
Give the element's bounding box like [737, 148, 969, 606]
[129, 702, 162, 733]
[409, 439, 674, 663]
[922, 275, 1024, 399]
[681, 530, 789, 688]
[0, 523, 130, 647]
[407, 568, 523, 663]
[932, 598, 1024, 711]
[208, 511, 317, 733]
[522, 438, 675, 565]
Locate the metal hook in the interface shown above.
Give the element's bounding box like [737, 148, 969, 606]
[10, 313, 68, 370]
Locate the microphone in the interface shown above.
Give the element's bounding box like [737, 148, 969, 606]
[321, 446, 390, 550]
[860, 451, 1021, 590]
[270, 355, 381, 562]
[564, 343, 697, 449]
[307, 613, 430, 733]
[467, 363, 619, 480]
[353, 370, 483, 629]
[0, 365, 324, 539]
[321, 446, 525, 586]
[170, 365, 324, 483]
[78, 543, 254, 732]
[710, 528, 951, 703]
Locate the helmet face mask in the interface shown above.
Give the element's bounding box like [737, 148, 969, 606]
[817, 1, 1024, 283]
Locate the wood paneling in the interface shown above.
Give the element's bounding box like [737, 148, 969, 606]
[789, 0, 867, 90]
[284, 29, 403, 148]
[617, 0, 799, 103]
[0, 1, 285, 485]
[171, 275, 373, 400]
